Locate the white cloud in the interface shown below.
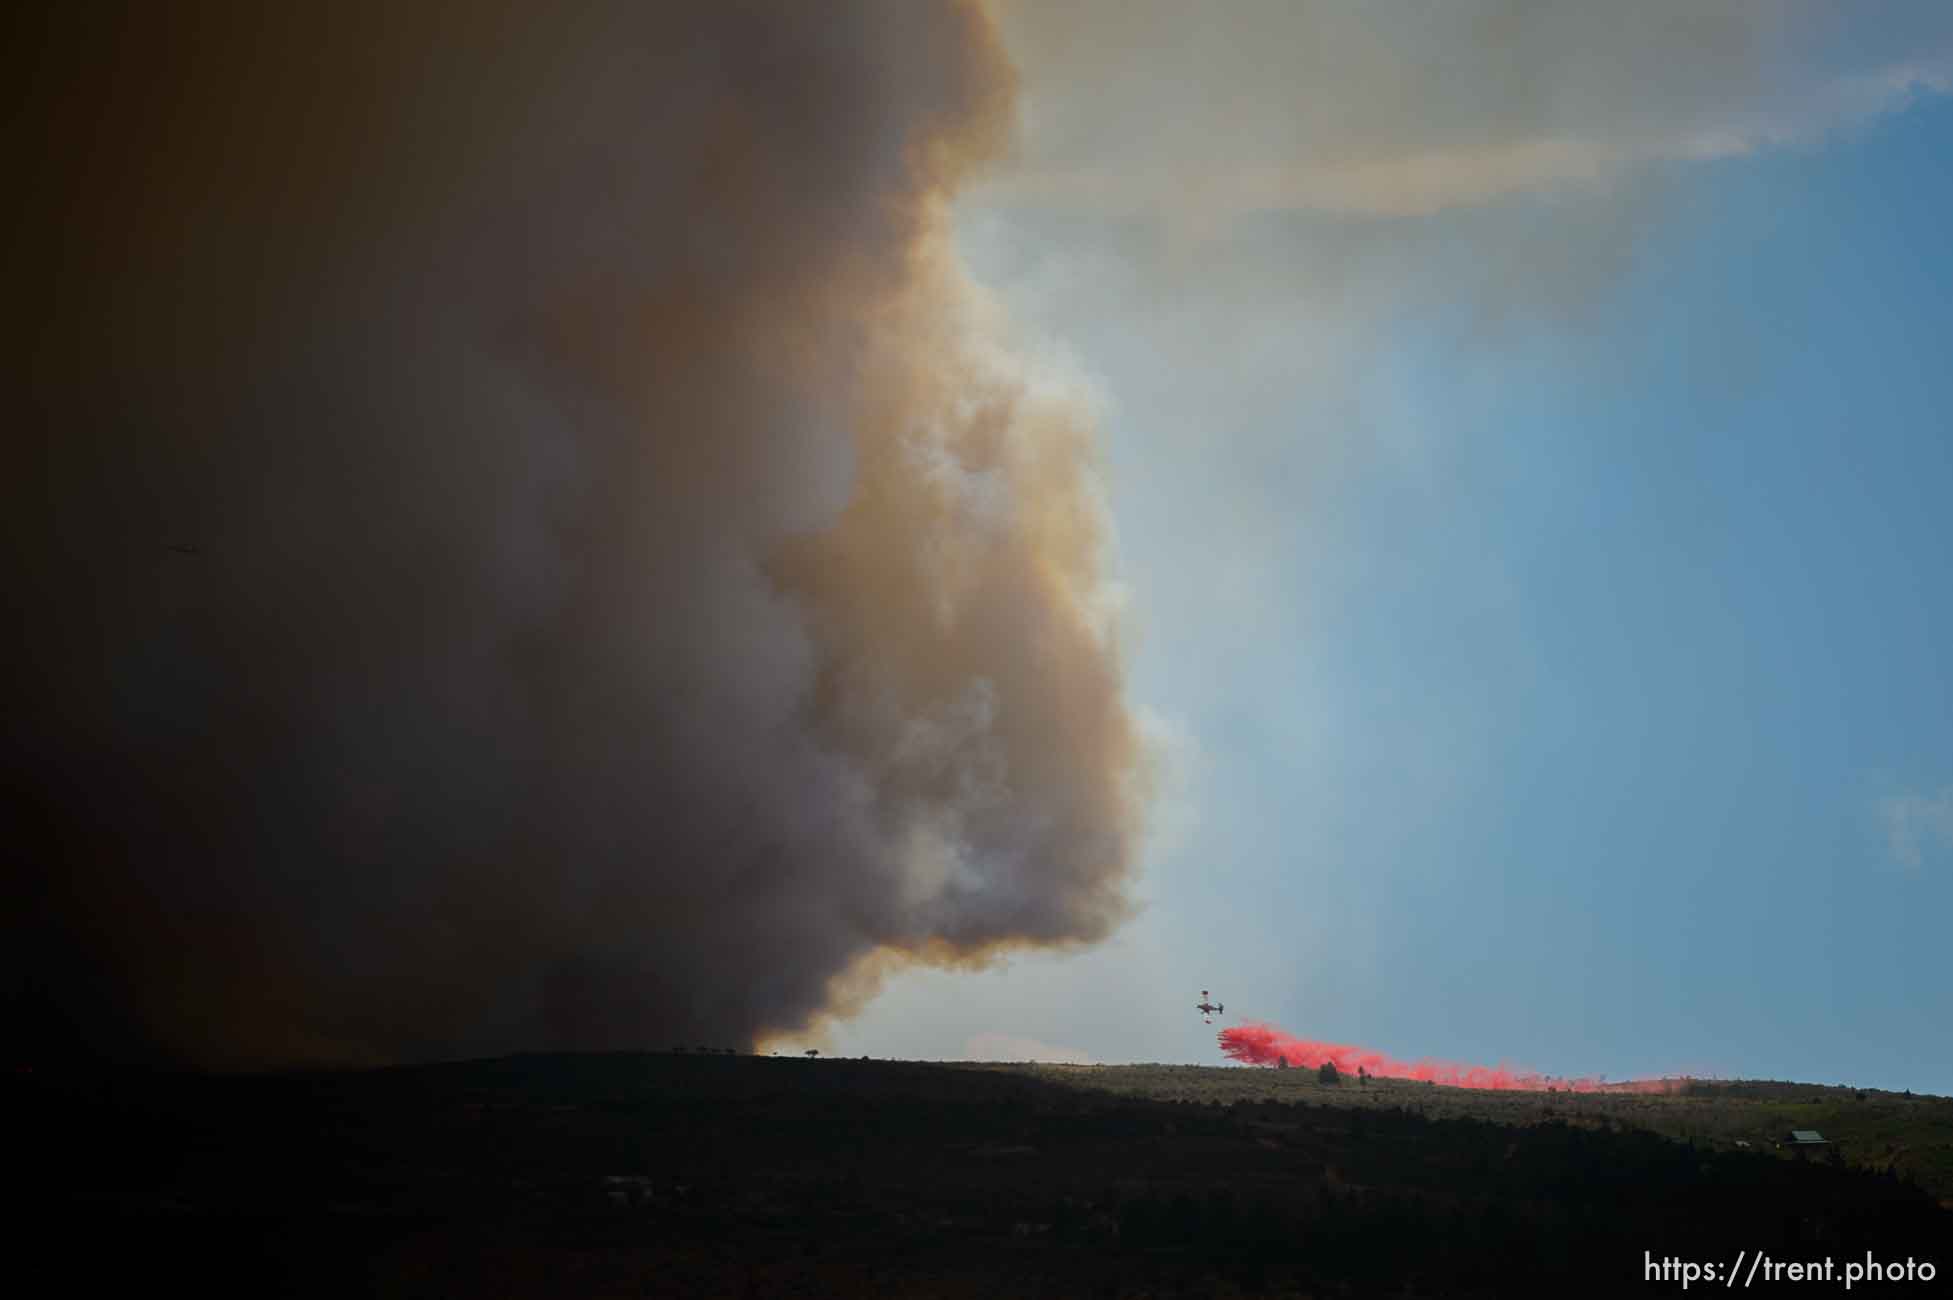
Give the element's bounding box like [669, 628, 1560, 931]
[1879, 787, 1953, 869]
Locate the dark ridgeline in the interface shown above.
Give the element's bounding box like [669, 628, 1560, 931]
[12, 1056, 1946, 1297]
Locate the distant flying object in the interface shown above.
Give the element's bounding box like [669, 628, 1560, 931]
[1195, 990, 1224, 1024]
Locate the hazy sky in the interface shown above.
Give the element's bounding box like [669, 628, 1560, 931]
[810, 1, 1953, 1094]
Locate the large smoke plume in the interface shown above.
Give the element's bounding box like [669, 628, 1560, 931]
[3, 2, 1149, 1068]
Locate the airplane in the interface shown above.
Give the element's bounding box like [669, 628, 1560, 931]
[1195, 990, 1224, 1024]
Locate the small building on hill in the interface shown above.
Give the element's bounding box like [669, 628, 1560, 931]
[1779, 1130, 1831, 1157]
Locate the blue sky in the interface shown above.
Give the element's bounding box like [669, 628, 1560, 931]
[805, 5, 1952, 1094]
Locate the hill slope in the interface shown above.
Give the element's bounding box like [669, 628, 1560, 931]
[14, 1055, 1947, 1297]
[980, 1061, 1953, 1203]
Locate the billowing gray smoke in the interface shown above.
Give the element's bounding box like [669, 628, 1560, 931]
[2, 1, 1149, 1067]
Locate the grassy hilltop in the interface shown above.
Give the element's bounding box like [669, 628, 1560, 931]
[976, 1061, 1953, 1202]
[13, 1054, 1949, 1298]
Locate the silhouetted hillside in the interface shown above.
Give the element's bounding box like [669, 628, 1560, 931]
[12, 1055, 1946, 1297]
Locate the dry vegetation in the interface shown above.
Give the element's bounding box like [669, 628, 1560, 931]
[970, 1062, 1953, 1202]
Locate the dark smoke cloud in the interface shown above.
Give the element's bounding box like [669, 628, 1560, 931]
[2, 1, 1149, 1068]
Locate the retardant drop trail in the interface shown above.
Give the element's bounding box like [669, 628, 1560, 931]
[1219, 1022, 1682, 1093]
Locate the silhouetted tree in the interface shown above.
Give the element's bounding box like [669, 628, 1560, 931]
[805, 1049, 819, 1058]
[1319, 1061, 1341, 1086]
